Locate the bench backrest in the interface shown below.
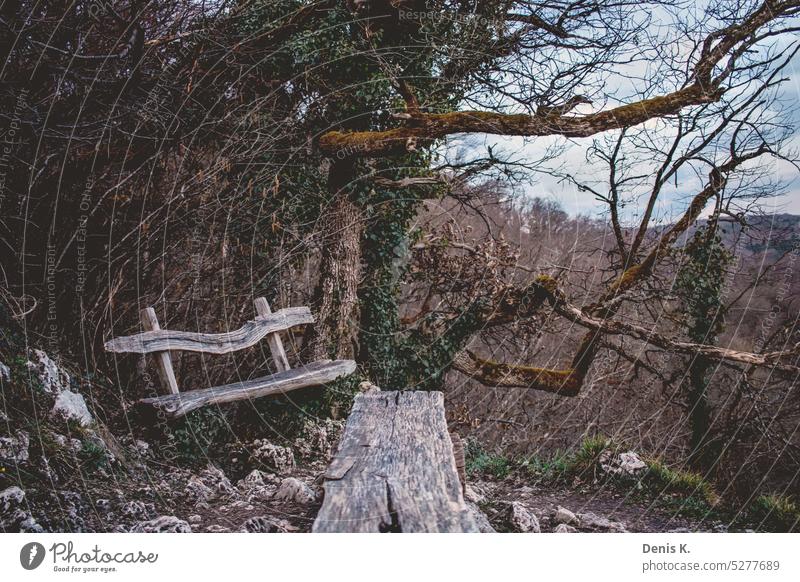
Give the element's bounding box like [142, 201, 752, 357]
[105, 298, 312, 395]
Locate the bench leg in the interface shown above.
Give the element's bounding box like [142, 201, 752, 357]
[140, 307, 180, 395]
[254, 297, 291, 372]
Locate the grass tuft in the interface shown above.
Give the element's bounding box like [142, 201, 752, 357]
[749, 495, 799, 532]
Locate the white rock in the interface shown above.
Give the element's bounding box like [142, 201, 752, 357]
[293, 419, 344, 460]
[129, 516, 192, 533]
[577, 511, 627, 532]
[51, 390, 93, 426]
[0, 486, 25, 511]
[236, 469, 280, 501]
[274, 477, 315, 504]
[0, 486, 40, 532]
[464, 484, 486, 504]
[0, 430, 29, 463]
[0, 361, 10, 383]
[508, 502, 540, 533]
[250, 440, 295, 474]
[198, 465, 236, 497]
[237, 469, 270, 490]
[599, 450, 647, 477]
[186, 476, 215, 503]
[358, 381, 381, 393]
[240, 516, 291, 533]
[554, 523, 577, 533]
[206, 524, 231, 533]
[26, 349, 70, 394]
[466, 502, 495, 533]
[133, 440, 150, 456]
[52, 433, 82, 452]
[554, 505, 579, 525]
[121, 500, 155, 521]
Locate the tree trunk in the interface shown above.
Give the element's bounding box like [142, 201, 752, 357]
[687, 355, 715, 472]
[306, 160, 362, 360]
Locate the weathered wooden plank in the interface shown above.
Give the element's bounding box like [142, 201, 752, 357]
[139, 308, 180, 395]
[450, 432, 467, 495]
[137, 359, 355, 418]
[313, 391, 479, 533]
[105, 307, 313, 355]
[254, 297, 291, 372]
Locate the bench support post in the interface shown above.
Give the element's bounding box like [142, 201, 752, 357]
[254, 297, 291, 372]
[140, 307, 180, 395]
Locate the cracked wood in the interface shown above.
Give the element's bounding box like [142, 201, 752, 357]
[313, 391, 479, 533]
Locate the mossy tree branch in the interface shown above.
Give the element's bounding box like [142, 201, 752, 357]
[318, 0, 797, 158]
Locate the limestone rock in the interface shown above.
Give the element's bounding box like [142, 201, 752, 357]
[554, 505, 579, 525]
[358, 381, 381, 393]
[133, 440, 151, 457]
[507, 501, 540, 533]
[0, 430, 29, 463]
[240, 516, 291, 533]
[51, 390, 93, 427]
[576, 511, 627, 532]
[206, 524, 231, 533]
[293, 419, 344, 461]
[0, 486, 25, 513]
[466, 502, 495, 533]
[554, 523, 577, 533]
[52, 433, 82, 452]
[0, 486, 42, 532]
[237, 469, 270, 489]
[199, 464, 236, 497]
[274, 477, 315, 504]
[130, 516, 192, 533]
[599, 450, 647, 477]
[26, 349, 70, 394]
[121, 500, 155, 521]
[186, 476, 215, 503]
[464, 484, 486, 504]
[0, 361, 10, 383]
[250, 440, 295, 474]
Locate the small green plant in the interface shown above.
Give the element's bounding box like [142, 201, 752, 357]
[519, 451, 570, 480]
[166, 407, 229, 464]
[464, 439, 512, 479]
[566, 435, 613, 477]
[749, 495, 799, 532]
[77, 440, 109, 473]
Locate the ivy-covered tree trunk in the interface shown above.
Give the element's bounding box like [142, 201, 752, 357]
[307, 161, 363, 360]
[687, 355, 715, 470]
[677, 223, 732, 473]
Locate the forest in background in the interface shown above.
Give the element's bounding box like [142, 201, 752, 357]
[1, 0, 800, 531]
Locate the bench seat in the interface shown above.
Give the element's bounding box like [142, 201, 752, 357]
[138, 359, 356, 419]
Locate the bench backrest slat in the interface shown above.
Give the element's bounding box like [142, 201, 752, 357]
[105, 306, 313, 355]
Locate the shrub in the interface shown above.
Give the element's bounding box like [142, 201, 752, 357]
[749, 495, 799, 532]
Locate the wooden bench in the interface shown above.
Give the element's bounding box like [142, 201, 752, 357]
[105, 298, 356, 419]
[313, 390, 479, 532]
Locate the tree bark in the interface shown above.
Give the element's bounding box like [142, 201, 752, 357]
[306, 160, 363, 360]
[687, 355, 715, 471]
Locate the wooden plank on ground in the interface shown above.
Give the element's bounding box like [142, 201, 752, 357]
[313, 391, 479, 533]
[137, 359, 355, 418]
[105, 307, 313, 355]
